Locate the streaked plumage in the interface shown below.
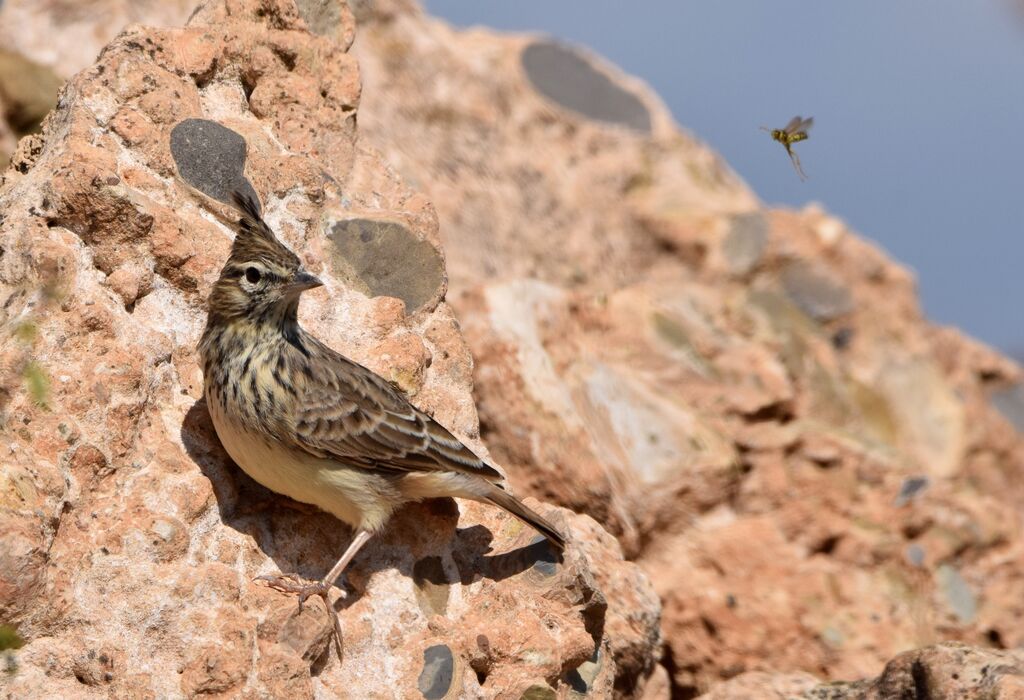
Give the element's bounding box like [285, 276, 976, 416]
[199, 192, 564, 653]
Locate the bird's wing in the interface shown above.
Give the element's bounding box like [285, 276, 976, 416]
[289, 339, 503, 481]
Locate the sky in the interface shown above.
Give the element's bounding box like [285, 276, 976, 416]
[425, 0, 1024, 356]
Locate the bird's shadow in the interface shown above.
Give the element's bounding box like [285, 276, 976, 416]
[180, 399, 561, 609]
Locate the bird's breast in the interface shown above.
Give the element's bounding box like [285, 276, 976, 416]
[206, 392, 300, 496]
[204, 386, 398, 529]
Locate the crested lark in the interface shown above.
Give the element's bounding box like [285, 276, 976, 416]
[199, 192, 564, 645]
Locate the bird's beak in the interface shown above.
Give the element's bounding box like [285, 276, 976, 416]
[289, 270, 323, 293]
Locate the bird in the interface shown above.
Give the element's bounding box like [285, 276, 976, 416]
[198, 191, 565, 652]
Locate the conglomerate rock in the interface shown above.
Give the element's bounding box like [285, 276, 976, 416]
[703, 642, 1024, 700]
[0, 0, 197, 80]
[0, 0, 195, 167]
[351, 1, 756, 297]
[0, 1, 661, 697]
[0, 50, 64, 168]
[4, 0, 1024, 698]
[350, 4, 1024, 697]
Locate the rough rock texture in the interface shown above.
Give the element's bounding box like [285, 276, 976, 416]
[352, 2, 755, 297]
[0, 0, 198, 168]
[703, 643, 1024, 699]
[798, 642, 1024, 700]
[350, 3, 1024, 697]
[0, 49, 64, 168]
[0, 1, 661, 698]
[5, 1, 1024, 698]
[0, 0, 197, 80]
[0, 0, 198, 167]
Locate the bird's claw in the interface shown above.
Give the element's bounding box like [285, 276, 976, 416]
[256, 573, 342, 611]
[255, 573, 346, 661]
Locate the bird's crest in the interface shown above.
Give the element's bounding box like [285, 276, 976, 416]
[231, 191, 276, 240]
[227, 190, 301, 269]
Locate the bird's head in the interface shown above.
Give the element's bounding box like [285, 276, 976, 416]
[207, 192, 322, 326]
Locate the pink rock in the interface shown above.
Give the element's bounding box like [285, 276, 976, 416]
[352, 3, 1024, 696]
[5, 0, 1024, 697]
[0, 2, 659, 698]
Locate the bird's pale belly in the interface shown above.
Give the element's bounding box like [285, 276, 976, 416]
[206, 394, 393, 528]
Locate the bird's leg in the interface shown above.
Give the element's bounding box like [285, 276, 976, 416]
[320, 528, 374, 589]
[257, 529, 373, 611]
[257, 529, 373, 662]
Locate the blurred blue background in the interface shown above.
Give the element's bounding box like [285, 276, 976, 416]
[426, 0, 1024, 358]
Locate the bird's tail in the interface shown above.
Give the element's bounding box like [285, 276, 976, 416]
[483, 484, 566, 551]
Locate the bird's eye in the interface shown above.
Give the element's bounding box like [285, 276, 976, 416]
[245, 267, 262, 284]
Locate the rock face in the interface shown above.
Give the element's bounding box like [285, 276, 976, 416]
[350, 4, 1024, 697]
[0, 49, 64, 168]
[4, 1, 1024, 698]
[0, 0, 197, 80]
[0, 0, 197, 167]
[0, 1, 661, 698]
[352, 2, 756, 298]
[705, 643, 1024, 699]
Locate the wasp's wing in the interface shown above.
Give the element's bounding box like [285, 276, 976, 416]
[783, 115, 803, 133]
[795, 116, 814, 134]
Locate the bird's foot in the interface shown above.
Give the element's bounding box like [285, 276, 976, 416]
[255, 573, 343, 612]
[256, 573, 346, 661]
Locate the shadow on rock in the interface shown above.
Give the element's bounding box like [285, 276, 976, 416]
[180, 399, 558, 604]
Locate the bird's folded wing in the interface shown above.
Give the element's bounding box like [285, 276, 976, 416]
[290, 350, 502, 481]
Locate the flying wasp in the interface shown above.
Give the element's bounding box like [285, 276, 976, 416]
[762, 116, 814, 181]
